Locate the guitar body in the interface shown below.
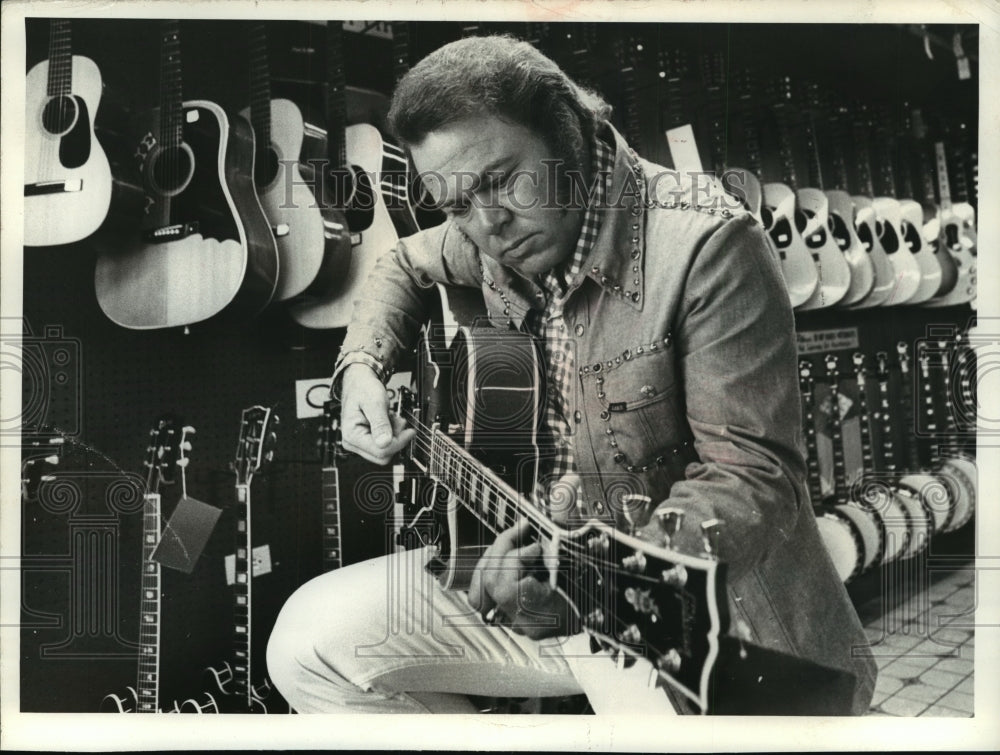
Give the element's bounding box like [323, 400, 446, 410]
[240, 99, 326, 301]
[24, 55, 112, 247]
[823, 190, 874, 306]
[871, 197, 922, 304]
[289, 124, 407, 329]
[793, 188, 851, 310]
[760, 182, 819, 308]
[846, 197, 896, 308]
[95, 101, 278, 329]
[897, 199, 942, 303]
[925, 205, 976, 307]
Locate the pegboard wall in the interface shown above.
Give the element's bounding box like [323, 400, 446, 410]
[17, 18, 978, 712]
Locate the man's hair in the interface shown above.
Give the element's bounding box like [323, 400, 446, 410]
[387, 35, 612, 176]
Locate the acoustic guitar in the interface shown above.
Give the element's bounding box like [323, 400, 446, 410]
[288, 22, 418, 330]
[94, 20, 278, 330]
[24, 18, 112, 247]
[240, 22, 330, 302]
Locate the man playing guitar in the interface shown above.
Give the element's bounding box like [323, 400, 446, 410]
[267, 35, 876, 715]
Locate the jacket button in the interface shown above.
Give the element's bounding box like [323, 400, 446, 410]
[613, 453, 625, 464]
[593, 501, 605, 514]
[575, 324, 585, 336]
[600, 410, 610, 420]
[574, 411, 582, 424]
[640, 384, 656, 397]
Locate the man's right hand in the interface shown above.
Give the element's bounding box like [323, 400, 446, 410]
[338, 363, 415, 466]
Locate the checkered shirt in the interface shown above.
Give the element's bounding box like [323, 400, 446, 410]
[524, 134, 615, 512]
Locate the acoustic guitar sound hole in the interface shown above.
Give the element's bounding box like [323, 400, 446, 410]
[877, 219, 900, 254]
[855, 221, 874, 253]
[900, 220, 922, 254]
[797, 209, 827, 249]
[42, 95, 78, 136]
[828, 213, 851, 251]
[148, 143, 195, 197]
[254, 145, 280, 189]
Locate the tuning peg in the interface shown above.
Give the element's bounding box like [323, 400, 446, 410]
[655, 507, 684, 547]
[619, 493, 651, 535]
[700, 518, 724, 557]
[182, 425, 196, 435]
[264, 450, 275, 463]
[271, 414, 280, 426]
[176, 458, 190, 468]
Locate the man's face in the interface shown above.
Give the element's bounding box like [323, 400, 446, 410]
[409, 114, 585, 277]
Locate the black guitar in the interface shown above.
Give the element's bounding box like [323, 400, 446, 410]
[391, 300, 859, 714]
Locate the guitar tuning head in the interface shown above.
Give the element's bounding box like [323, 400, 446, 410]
[700, 518, 724, 557]
[182, 425, 196, 435]
[655, 507, 684, 547]
[852, 352, 864, 368]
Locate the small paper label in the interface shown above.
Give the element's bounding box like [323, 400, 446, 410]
[224, 544, 273, 585]
[796, 327, 860, 355]
[152, 497, 222, 574]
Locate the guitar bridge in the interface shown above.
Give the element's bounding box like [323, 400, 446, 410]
[24, 179, 83, 196]
[144, 221, 200, 243]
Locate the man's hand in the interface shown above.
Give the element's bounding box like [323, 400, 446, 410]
[339, 363, 415, 465]
[467, 519, 574, 640]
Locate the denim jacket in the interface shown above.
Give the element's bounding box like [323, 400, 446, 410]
[333, 125, 877, 714]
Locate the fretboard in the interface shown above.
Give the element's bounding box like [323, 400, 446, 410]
[322, 466, 342, 572]
[934, 142, 953, 212]
[325, 23, 348, 170]
[248, 23, 272, 167]
[897, 348, 923, 471]
[799, 371, 824, 506]
[232, 482, 253, 709]
[159, 21, 184, 149]
[875, 371, 897, 473]
[826, 371, 849, 503]
[136, 493, 162, 713]
[853, 357, 876, 476]
[46, 19, 73, 98]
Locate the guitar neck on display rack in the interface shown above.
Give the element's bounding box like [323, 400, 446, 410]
[101, 417, 184, 713]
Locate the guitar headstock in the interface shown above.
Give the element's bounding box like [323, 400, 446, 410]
[798, 358, 815, 400]
[318, 398, 343, 467]
[145, 415, 181, 495]
[176, 424, 196, 495]
[852, 351, 868, 385]
[566, 519, 728, 713]
[234, 406, 278, 487]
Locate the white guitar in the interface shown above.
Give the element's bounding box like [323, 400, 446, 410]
[24, 18, 112, 247]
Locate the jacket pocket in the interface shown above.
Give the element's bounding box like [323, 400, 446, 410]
[581, 342, 683, 469]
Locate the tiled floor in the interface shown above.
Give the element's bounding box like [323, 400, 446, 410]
[857, 563, 975, 717]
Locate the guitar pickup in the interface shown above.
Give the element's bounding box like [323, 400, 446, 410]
[144, 221, 200, 243]
[24, 179, 83, 196]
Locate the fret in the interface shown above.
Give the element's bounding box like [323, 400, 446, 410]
[46, 19, 73, 98]
[159, 21, 184, 148]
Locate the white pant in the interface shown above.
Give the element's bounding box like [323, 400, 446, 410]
[266, 547, 679, 714]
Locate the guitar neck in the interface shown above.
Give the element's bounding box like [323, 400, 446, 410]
[46, 19, 73, 97]
[136, 493, 162, 713]
[825, 362, 850, 503]
[874, 358, 897, 473]
[852, 356, 877, 477]
[851, 115, 877, 197]
[247, 23, 272, 163]
[159, 21, 184, 148]
[799, 363, 824, 506]
[325, 22, 348, 170]
[233, 482, 254, 709]
[322, 465, 343, 571]
[896, 347, 923, 470]
[934, 142, 953, 212]
[391, 22, 411, 87]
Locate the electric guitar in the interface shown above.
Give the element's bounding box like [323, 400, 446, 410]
[319, 398, 345, 572]
[288, 22, 418, 329]
[94, 20, 279, 330]
[240, 22, 331, 302]
[100, 416, 184, 713]
[393, 303, 858, 714]
[24, 18, 113, 247]
[191, 406, 279, 713]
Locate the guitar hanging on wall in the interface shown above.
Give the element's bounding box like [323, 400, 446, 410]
[94, 20, 279, 330]
[288, 22, 418, 330]
[100, 416, 184, 713]
[240, 22, 331, 302]
[24, 18, 112, 247]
